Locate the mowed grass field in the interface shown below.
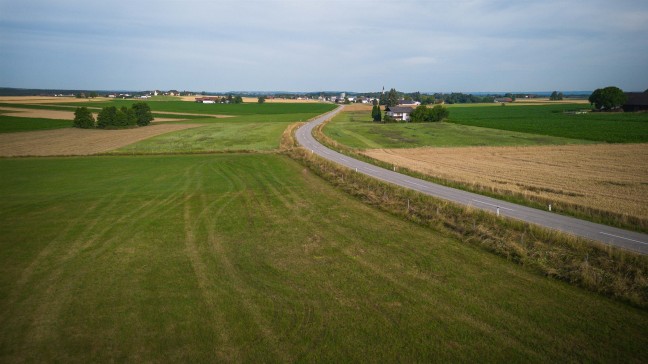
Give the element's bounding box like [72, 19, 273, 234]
[1, 154, 647, 362]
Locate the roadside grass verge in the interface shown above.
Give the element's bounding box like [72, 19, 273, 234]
[325, 109, 592, 148]
[317, 113, 647, 233]
[283, 123, 648, 307]
[0, 115, 72, 133]
[448, 103, 648, 143]
[1, 154, 647, 362]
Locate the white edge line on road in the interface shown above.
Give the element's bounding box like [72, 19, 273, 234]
[472, 199, 515, 211]
[599, 232, 648, 245]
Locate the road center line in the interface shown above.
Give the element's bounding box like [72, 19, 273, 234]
[599, 232, 648, 245]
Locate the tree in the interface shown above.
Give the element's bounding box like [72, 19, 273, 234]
[258, 96, 266, 104]
[73, 107, 95, 128]
[371, 105, 381, 122]
[233, 96, 243, 104]
[379, 92, 387, 106]
[131, 102, 154, 126]
[88, 91, 98, 98]
[114, 107, 134, 127]
[549, 91, 563, 101]
[97, 106, 117, 129]
[409, 105, 449, 122]
[589, 86, 627, 111]
[387, 88, 399, 107]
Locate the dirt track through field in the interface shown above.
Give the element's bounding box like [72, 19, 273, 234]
[363, 143, 648, 221]
[0, 124, 201, 156]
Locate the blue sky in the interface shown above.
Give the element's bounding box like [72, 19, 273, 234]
[1, 0, 647, 92]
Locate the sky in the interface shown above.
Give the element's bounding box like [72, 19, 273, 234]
[1, 0, 647, 93]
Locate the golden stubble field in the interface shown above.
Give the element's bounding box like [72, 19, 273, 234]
[363, 143, 648, 222]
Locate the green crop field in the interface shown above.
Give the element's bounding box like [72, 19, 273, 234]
[1, 154, 646, 362]
[38, 100, 336, 116]
[448, 104, 648, 143]
[0, 115, 72, 133]
[324, 109, 592, 149]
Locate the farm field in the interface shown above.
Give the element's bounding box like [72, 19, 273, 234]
[0, 124, 201, 156]
[1, 154, 647, 362]
[33, 100, 336, 116]
[448, 104, 648, 143]
[363, 143, 648, 225]
[325, 109, 592, 149]
[0, 99, 334, 155]
[0, 115, 71, 134]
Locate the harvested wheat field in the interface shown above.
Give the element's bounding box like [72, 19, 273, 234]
[0, 124, 201, 156]
[363, 143, 648, 222]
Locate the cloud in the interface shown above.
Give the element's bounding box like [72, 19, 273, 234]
[0, 0, 647, 91]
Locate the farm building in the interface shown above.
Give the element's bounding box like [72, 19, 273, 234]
[494, 97, 513, 103]
[623, 92, 648, 112]
[195, 97, 219, 103]
[398, 99, 421, 106]
[385, 106, 414, 121]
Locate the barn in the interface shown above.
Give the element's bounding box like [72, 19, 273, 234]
[623, 92, 648, 112]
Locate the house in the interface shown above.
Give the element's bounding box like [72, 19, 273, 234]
[385, 106, 414, 121]
[623, 92, 648, 112]
[494, 97, 513, 103]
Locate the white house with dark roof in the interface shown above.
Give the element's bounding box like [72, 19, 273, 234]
[385, 106, 414, 121]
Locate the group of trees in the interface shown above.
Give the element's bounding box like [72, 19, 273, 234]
[370, 104, 449, 123]
[73, 102, 154, 129]
[549, 91, 564, 101]
[588, 86, 627, 111]
[409, 105, 449, 122]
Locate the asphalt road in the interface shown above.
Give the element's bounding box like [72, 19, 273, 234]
[296, 106, 648, 255]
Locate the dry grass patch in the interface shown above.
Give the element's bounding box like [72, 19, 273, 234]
[363, 144, 648, 226]
[0, 124, 201, 156]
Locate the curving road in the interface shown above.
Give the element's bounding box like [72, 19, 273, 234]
[296, 106, 648, 255]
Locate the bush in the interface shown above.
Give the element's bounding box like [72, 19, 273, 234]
[73, 107, 95, 129]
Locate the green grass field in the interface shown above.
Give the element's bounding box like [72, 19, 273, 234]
[0, 115, 72, 133]
[1, 154, 646, 362]
[448, 104, 648, 143]
[324, 109, 593, 149]
[114, 121, 294, 153]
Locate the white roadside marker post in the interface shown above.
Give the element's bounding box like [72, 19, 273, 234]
[497, 207, 500, 217]
[549, 204, 552, 212]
